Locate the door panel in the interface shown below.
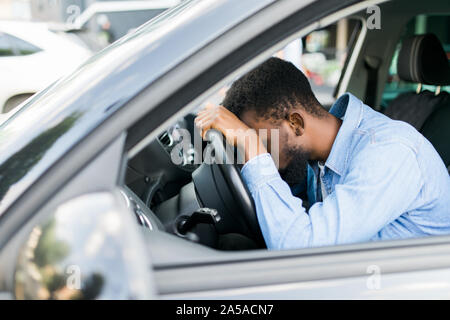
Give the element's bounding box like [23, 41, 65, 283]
[155, 238, 450, 298]
[162, 267, 450, 299]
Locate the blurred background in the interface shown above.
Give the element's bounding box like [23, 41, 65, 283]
[0, 0, 182, 114]
[0, 0, 180, 50]
[0, 0, 361, 115]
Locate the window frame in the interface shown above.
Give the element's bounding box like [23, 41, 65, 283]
[0, 32, 42, 57]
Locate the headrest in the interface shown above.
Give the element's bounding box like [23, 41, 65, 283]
[397, 33, 450, 86]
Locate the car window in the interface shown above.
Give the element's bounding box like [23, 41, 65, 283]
[381, 15, 450, 109]
[205, 18, 363, 110]
[0, 32, 41, 56]
[7, 34, 42, 55]
[0, 32, 14, 56]
[298, 18, 362, 108]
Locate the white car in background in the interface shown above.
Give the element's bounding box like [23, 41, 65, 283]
[0, 21, 92, 113]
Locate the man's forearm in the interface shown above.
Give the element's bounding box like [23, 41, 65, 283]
[241, 153, 312, 249]
[235, 130, 268, 163]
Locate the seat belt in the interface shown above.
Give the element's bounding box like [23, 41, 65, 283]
[364, 55, 382, 108]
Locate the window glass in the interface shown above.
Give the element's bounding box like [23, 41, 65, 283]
[293, 18, 361, 108]
[381, 15, 450, 109]
[0, 33, 14, 57]
[8, 34, 42, 55]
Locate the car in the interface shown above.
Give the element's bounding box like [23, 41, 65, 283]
[0, 0, 449, 300]
[0, 21, 92, 113]
[53, 0, 181, 51]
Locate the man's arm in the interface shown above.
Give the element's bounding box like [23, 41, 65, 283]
[194, 104, 424, 249]
[195, 104, 267, 162]
[241, 143, 424, 250]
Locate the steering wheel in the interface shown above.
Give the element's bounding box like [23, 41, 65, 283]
[192, 129, 266, 247]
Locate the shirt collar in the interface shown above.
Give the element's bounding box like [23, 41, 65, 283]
[324, 92, 364, 176]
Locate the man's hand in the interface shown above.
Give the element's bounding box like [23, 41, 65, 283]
[195, 103, 267, 163]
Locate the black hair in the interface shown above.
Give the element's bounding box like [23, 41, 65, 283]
[222, 57, 327, 121]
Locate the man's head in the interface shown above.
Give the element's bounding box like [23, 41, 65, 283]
[222, 57, 329, 184]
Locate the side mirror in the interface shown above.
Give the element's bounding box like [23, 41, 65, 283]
[14, 191, 155, 300]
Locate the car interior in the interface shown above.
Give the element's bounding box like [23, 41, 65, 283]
[119, 0, 450, 266]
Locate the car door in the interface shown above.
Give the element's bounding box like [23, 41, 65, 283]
[1, 0, 450, 300]
[154, 238, 450, 299]
[0, 135, 158, 299]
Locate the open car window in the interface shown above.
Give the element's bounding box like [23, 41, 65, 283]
[120, 2, 450, 270]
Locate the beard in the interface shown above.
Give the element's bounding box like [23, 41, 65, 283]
[278, 146, 309, 185]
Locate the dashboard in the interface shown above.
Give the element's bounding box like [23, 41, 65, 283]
[125, 114, 200, 207]
[119, 185, 164, 231]
[124, 112, 263, 251]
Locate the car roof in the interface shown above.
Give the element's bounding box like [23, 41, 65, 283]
[0, 0, 275, 215]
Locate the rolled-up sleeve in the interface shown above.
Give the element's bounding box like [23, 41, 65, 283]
[241, 143, 424, 250]
[241, 153, 311, 249]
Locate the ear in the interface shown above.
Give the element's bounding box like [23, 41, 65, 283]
[288, 112, 305, 136]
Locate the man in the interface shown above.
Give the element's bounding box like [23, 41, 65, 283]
[195, 57, 450, 250]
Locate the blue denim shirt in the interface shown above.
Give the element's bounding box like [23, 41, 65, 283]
[241, 93, 450, 250]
